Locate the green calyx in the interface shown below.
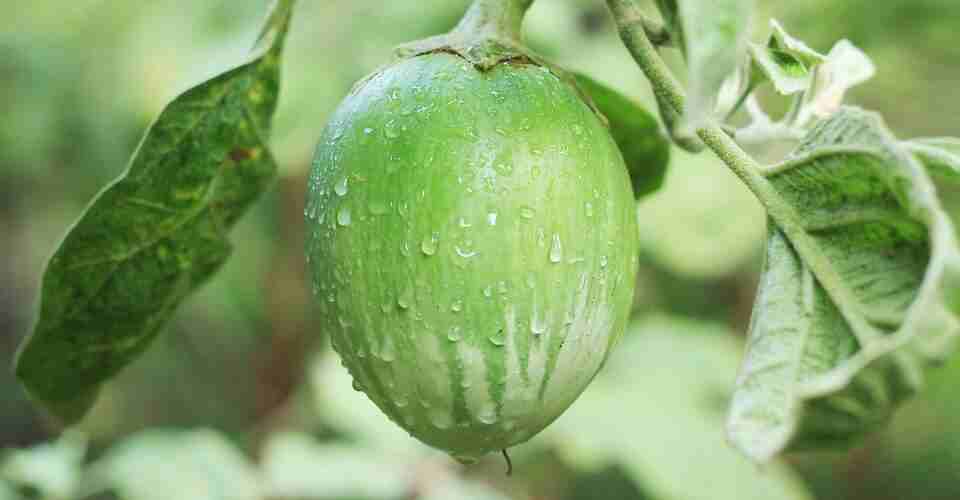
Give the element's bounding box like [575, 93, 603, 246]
[395, 0, 538, 71]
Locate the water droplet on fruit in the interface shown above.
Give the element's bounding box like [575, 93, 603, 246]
[549, 234, 563, 263]
[487, 212, 498, 225]
[421, 231, 439, 256]
[451, 299, 464, 313]
[336, 207, 352, 226]
[477, 404, 498, 424]
[482, 285, 493, 298]
[531, 313, 547, 336]
[455, 245, 477, 258]
[400, 240, 411, 257]
[600, 255, 609, 268]
[334, 177, 348, 196]
[447, 326, 462, 342]
[369, 200, 388, 215]
[429, 408, 453, 429]
[519, 206, 535, 219]
[363, 127, 374, 135]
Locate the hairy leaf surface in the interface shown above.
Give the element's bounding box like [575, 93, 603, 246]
[906, 137, 960, 182]
[728, 108, 960, 462]
[14, 1, 295, 423]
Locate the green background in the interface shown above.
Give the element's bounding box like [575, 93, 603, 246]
[1, 1, 958, 499]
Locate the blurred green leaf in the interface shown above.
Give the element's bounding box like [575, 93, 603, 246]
[906, 138, 960, 182]
[658, 0, 753, 129]
[14, 1, 294, 424]
[88, 429, 259, 500]
[261, 432, 412, 499]
[573, 73, 671, 197]
[0, 432, 86, 500]
[636, 149, 765, 279]
[728, 108, 960, 462]
[549, 315, 813, 500]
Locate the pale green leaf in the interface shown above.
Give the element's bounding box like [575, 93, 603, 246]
[551, 316, 813, 500]
[906, 137, 960, 181]
[0, 432, 86, 500]
[749, 19, 825, 95]
[728, 108, 960, 462]
[802, 41, 875, 121]
[14, 1, 294, 424]
[261, 433, 412, 499]
[88, 430, 260, 500]
[636, 149, 765, 279]
[659, 0, 753, 129]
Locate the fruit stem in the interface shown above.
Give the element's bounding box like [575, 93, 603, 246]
[605, 0, 883, 343]
[453, 0, 536, 42]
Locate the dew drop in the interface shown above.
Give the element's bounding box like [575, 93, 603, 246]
[363, 127, 374, 135]
[421, 231, 439, 256]
[458, 217, 472, 228]
[519, 206, 535, 219]
[336, 207, 352, 226]
[477, 404, 498, 424]
[585, 202, 594, 217]
[482, 285, 493, 298]
[549, 234, 563, 263]
[369, 200, 388, 215]
[447, 326, 463, 342]
[600, 255, 609, 268]
[451, 299, 464, 313]
[334, 176, 348, 196]
[455, 245, 477, 258]
[488, 212, 498, 226]
[531, 312, 547, 336]
[429, 408, 453, 430]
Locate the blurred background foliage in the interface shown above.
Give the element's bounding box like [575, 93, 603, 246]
[0, 1, 958, 499]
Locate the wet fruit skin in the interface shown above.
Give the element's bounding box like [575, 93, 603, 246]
[306, 52, 639, 461]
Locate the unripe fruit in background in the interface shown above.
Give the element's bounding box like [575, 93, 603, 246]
[305, 1, 640, 463]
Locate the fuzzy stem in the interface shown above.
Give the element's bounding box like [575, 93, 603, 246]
[453, 0, 536, 42]
[605, 0, 881, 343]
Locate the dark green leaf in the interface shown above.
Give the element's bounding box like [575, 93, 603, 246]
[14, 2, 295, 424]
[728, 108, 960, 462]
[906, 137, 960, 182]
[573, 74, 671, 197]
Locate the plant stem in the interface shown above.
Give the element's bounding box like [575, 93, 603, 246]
[454, 0, 537, 42]
[605, 0, 881, 343]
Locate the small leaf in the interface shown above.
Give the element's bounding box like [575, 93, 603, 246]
[573, 73, 672, 197]
[14, 2, 295, 423]
[749, 19, 826, 95]
[905, 137, 960, 181]
[659, 0, 754, 130]
[803, 40, 875, 120]
[728, 108, 960, 462]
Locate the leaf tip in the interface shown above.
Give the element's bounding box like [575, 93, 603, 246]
[726, 415, 793, 464]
